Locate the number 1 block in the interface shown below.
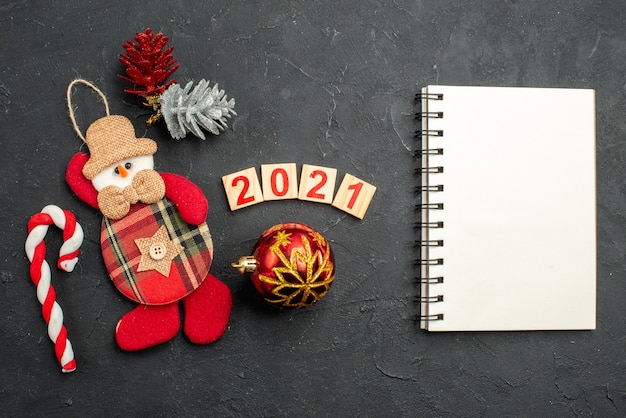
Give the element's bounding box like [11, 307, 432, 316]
[222, 167, 264, 211]
[332, 174, 376, 219]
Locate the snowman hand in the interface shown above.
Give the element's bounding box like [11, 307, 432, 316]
[160, 172, 208, 225]
[66, 152, 99, 209]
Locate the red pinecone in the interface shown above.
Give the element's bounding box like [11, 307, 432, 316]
[119, 28, 180, 97]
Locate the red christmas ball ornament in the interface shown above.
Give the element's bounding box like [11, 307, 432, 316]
[232, 223, 335, 309]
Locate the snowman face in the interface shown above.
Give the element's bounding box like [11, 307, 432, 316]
[91, 155, 155, 191]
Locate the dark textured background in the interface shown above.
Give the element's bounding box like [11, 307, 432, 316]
[1, 1, 625, 416]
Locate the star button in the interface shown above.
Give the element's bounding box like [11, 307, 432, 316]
[134, 225, 184, 276]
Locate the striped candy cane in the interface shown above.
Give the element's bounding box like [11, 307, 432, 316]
[25, 205, 84, 373]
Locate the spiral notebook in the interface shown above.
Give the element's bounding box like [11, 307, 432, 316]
[418, 85, 596, 331]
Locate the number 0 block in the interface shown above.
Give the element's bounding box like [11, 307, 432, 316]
[222, 167, 264, 211]
[298, 164, 337, 204]
[261, 163, 299, 201]
[332, 174, 376, 219]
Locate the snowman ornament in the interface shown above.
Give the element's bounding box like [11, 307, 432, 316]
[66, 113, 232, 351]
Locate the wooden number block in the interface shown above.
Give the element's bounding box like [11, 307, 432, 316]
[332, 174, 376, 219]
[261, 163, 299, 201]
[222, 167, 264, 211]
[298, 164, 337, 204]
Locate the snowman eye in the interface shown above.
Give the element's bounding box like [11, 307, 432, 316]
[113, 162, 133, 175]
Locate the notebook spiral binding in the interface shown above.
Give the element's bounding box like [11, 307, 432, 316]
[415, 91, 445, 323]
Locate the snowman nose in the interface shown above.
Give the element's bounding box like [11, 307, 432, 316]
[117, 164, 129, 178]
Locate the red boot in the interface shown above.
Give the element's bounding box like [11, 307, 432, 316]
[115, 303, 180, 351]
[182, 274, 232, 344]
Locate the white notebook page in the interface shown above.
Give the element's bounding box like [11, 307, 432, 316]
[420, 85, 596, 331]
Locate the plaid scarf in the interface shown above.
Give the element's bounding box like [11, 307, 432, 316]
[100, 198, 213, 305]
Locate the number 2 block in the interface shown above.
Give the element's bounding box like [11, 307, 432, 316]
[261, 163, 299, 201]
[298, 164, 337, 204]
[222, 167, 264, 210]
[332, 174, 376, 219]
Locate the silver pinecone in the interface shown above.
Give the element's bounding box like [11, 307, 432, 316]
[159, 79, 236, 139]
